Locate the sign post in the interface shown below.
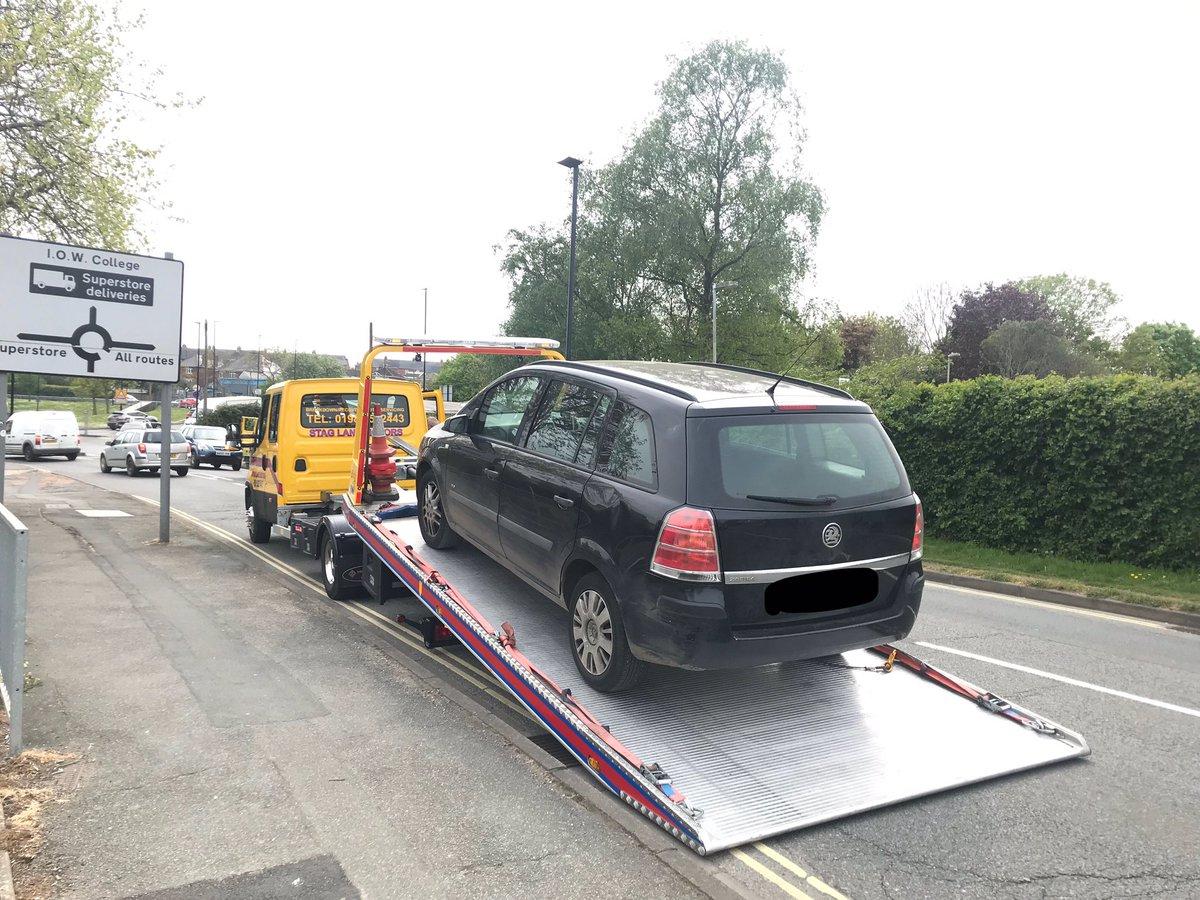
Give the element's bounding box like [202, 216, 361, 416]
[0, 236, 184, 540]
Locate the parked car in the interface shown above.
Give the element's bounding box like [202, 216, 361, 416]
[99, 427, 190, 477]
[4, 410, 80, 460]
[180, 424, 242, 470]
[416, 360, 925, 692]
[107, 407, 161, 430]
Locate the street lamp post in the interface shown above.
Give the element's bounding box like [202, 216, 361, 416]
[946, 351, 961, 383]
[211, 320, 220, 400]
[711, 280, 738, 363]
[422, 287, 428, 389]
[558, 156, 582, 359]
[193, 321, 202, 398]
[256, 334, 262, 393]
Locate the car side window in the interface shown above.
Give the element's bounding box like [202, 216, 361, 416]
[597, 402, 656, 488]
[267, 393, 281, 443]
[575, 394, 612, 469]
[476, 376, 542, 444]
[524, 380, 604, 465]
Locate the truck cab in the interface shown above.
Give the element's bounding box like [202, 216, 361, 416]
[244, 376, 437, 541]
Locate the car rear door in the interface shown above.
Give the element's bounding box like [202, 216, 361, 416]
[498, 380, 611, 595]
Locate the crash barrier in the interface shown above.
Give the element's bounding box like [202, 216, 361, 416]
[0, 503, 28, 755]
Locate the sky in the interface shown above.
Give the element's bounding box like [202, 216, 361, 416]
[109, 1, 1200, 364]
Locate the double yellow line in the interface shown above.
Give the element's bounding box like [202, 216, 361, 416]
[148, 500, 853, 899]
[732, 844, 851, 899]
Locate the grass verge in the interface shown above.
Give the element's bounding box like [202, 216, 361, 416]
[924, 537, 1200, 615]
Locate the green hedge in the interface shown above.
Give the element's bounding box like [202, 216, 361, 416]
[858, 375, 1200, 569]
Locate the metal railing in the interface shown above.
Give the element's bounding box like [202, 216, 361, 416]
[0, 503, 28, 755]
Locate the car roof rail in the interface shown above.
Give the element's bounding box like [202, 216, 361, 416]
[682, 362, 854, 399]
[526, 360, 700, 401]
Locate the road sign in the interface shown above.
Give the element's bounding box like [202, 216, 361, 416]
[0, 235, 183, 382]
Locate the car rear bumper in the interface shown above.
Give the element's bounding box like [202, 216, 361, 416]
[11, 445, 77, 458]
[622, 564, 924, 670]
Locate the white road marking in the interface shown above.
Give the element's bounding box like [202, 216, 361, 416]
[930, 581, 1166, 629]
[915, 641, 1200, 719]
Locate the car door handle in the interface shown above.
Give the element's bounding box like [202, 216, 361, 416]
[484, 467, 499, 480]
[554, 495, 574, 510]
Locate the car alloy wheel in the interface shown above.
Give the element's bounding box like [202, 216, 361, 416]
[572, 589, 614, 678]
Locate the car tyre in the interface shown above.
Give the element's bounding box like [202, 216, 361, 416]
[232, 458, 242, 472]
[190, 449, 200, 469]
[568, 573, 644, 693]
[320, 532, 362, 601]
[126, 457, 139, 477]
[65, 452, 78, 461]
[174, 467, 188, 477]
[22, 444, 34, 461]
[99, 454, 111, 473]
[417, 470, 459, 549]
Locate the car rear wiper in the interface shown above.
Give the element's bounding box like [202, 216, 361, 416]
[746, 494, 837, 506]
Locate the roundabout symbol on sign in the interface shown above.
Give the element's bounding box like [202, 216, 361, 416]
[18, 305, 156, 373]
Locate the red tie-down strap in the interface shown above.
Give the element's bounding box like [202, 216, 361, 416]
[870, 645, 1061, 734]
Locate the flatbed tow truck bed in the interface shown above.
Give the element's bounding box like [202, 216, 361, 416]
[344, 496, 1090, 855]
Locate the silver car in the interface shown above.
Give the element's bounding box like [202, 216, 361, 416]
[100, 428, 191, 477]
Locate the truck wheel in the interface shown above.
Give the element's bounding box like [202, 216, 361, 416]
[417, 470, 458, 549]
[321, 533, 362, 601]
[568, 573, 644, 693]
[22, 444, 35, 461]
[247, 509, 272, 544]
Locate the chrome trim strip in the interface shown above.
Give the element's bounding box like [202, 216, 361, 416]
[724, 552, 912, 585]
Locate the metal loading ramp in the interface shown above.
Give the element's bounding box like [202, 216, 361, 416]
[355, 508, 1089, 854]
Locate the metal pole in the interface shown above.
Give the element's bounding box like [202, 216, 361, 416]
[202, 320, 208, 416]
[159, 382, 170, 543]
[711, 281, 718, 364]
[947, 359, 951, 383]
[0, 373, 7, 504]
[422, 288, 428, 389]
[566, 165, 579, 359]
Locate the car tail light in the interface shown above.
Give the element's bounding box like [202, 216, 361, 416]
[911, 496, 924, 560]
[35, 435, 42, 445]
[138, 443, 147, 453]
[651, 506, 721, 582]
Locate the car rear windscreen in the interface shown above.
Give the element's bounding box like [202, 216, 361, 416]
[687, 413, 910, 510]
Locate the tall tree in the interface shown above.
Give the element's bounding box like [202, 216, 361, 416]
[1016, 274, 1124, 351]
[502, 41, 824, 370]
[981, 320, 1097, 378]
[1117, 322, 1200, 377]
[0, 0, 174, 248]
[902, 282, 956, 352]
[940, 282, 1052, 379]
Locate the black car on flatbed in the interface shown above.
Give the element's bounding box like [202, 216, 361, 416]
[416, 360, 924, 692]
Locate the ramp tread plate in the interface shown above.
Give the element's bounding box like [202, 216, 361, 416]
[385, 517, 1087, 851]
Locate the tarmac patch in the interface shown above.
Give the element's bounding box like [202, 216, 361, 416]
[121, 855, 361, 899]
[75, 509, 133, 518]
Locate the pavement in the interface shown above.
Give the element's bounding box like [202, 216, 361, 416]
[4, 457, 1197, 900]
[1, 468, 716, 900]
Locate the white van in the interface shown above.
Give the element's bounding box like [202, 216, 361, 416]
[4, 410, 81, 461]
